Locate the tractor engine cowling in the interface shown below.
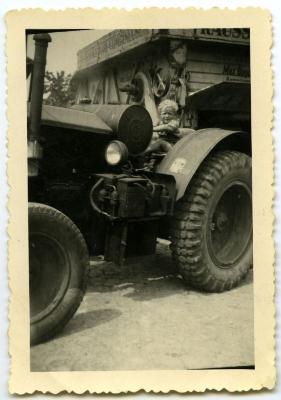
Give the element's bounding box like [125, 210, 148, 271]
[72, 104, 153, 155]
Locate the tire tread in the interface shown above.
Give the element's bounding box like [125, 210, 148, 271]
[170, 151, 252, 292]
[29, 202, 89, 345]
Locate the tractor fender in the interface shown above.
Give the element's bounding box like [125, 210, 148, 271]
[157, 128, 249, 201]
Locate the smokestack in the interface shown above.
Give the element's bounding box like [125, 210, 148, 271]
[28, 33, 51, 176]
[29, 33, 52, 140]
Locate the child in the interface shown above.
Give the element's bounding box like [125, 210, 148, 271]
[146, 99, 181, 153]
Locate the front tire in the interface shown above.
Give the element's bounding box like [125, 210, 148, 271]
[171, 151, 252, 292]
[29, 203, 89, 345]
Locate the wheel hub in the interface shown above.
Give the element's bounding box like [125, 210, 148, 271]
[29, 244, 42, 290]
[207, 181, 252, 268]
[29, 233, 70, 323]
[214, 212, 229, 232]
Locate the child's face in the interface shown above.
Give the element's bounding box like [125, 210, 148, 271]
[160, 108, 176, 123]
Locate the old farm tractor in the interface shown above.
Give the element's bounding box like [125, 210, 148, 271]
[28, 29, 252, 344]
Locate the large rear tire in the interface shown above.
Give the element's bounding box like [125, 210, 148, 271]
[29, 203, 89, 345]
[170, 151, 252, 292]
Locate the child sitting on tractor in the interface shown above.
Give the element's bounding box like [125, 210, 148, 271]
[146, 99, 181, 154]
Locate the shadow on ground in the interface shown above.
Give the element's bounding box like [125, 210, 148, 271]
[88, 270, 253, 301]
[56, 308, 122, 338]
[86, 241, 253, 302]
[86, 242, 189, 301]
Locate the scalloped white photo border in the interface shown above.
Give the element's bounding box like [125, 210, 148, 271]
[6, 7, 275, 394]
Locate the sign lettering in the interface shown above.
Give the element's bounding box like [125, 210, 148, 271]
[77, 29, 250, 72]
[223, 64, 250, 79]
[193, 28, 250, 43]
[78, 30, 153, 71]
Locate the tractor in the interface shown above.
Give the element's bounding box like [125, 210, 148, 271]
[28, 29, 252, 345]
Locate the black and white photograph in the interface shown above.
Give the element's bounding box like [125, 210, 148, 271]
[6, 7, 275, 394]
[27, 27, 254, 371]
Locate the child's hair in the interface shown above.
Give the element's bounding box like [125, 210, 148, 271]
[158, 99, 179, 115]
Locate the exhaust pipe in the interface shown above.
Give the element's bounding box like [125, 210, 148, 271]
[28, 33, 51, 176]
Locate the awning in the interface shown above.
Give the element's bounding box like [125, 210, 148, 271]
[187, 81, 251, 113]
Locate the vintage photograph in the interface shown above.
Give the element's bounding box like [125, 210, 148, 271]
[26, 28, 254, 371]
[7, 7, 274, 394]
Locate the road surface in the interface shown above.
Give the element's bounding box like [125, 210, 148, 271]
[30, 240, 254, 371]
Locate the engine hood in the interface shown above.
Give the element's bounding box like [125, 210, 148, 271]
[27, 103, 113, 135]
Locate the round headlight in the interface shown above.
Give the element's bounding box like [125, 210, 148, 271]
[105, 140, 128, 166]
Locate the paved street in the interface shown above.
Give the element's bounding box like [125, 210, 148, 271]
[30, 240, 254, 371]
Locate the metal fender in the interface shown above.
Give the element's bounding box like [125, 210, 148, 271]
[157, 128, 248, 201]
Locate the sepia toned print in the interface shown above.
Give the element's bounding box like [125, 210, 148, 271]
[8, 8, 274, 394]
